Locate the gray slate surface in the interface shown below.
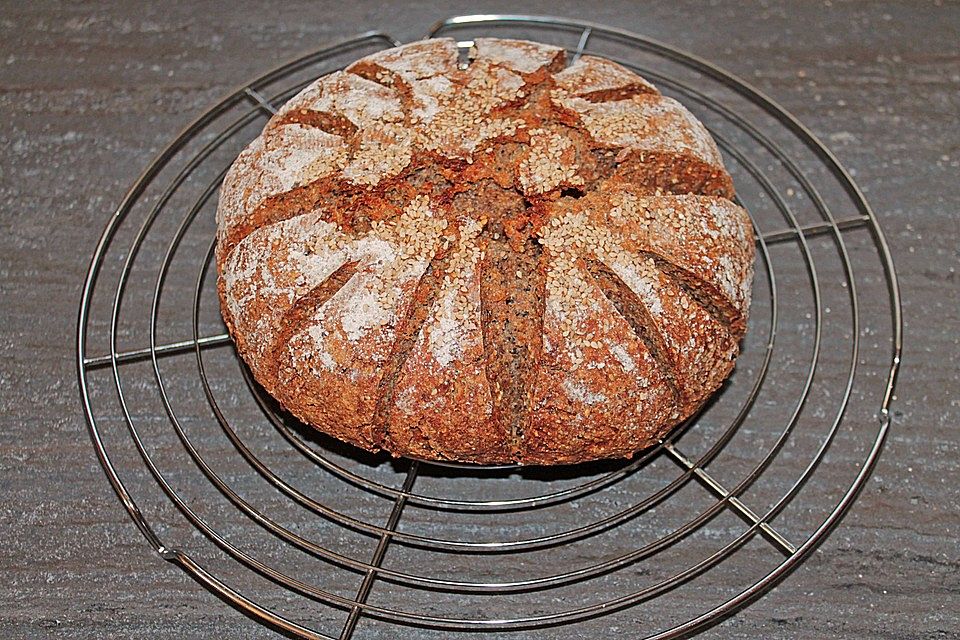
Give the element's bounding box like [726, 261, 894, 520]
[1, 1, 958, 639]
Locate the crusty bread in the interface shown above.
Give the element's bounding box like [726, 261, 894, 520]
[216, 37, 755, 465]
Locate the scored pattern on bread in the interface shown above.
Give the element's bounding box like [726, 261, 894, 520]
[216, 38, 755, 464]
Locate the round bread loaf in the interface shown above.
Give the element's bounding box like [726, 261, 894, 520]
[216, 38, 755, 465]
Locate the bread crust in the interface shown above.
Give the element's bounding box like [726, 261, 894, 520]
[216, 38, 755, 464]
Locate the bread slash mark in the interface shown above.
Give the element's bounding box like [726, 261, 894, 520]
[479, 231, 547, 456]
[580, 84, 659, 103]
[275, 109, 358, 138]
[583, 257, 681, 406]
[267, 260, 359, 380]
[637, 250, 742, 335]
[611, 150, 735, 200]
[345, 61, 414, 124]
[373, 247, 455, 449]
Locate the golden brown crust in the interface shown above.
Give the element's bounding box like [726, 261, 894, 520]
[216, 38, 755, 465]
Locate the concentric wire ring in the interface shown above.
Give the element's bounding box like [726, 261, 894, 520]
[77, 15, 901, 640]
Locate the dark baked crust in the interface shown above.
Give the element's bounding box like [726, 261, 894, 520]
[215, 38, 755, 464]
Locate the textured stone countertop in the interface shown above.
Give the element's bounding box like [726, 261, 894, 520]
[1, 2, 957, 639]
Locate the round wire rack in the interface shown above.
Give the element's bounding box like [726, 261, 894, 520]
[77, 15, 902, 640]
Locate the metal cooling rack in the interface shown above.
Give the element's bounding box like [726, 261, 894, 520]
[77, 15, 902, 639]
